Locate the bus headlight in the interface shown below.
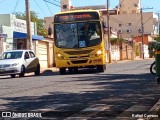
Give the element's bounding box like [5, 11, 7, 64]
[95, 50, 102, 57]
[57, 53, 64, 59]
[96, 50, 102, 55]
[90, 50, 102, 57]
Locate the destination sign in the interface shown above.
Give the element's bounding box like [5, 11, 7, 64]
[54, 12, 99, 23]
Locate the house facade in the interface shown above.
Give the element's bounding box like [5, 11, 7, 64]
[0, 14, 44, 51]
[0, 14, 55, 68]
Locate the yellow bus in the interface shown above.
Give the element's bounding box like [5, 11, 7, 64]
[53, 10, 107, 74]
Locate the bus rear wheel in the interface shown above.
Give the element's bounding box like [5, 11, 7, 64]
[97, 65, 106, 72]
[59, 68, 66, 75]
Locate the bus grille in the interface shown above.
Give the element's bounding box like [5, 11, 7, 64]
[64, 49, 94, 55]
[71, 60, 88, 64]
[69, 55, 89, 58]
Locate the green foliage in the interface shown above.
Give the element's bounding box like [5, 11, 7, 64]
[110, 38, 125, 45]
[14, 11, 47, 37]
[155, 35, 160, 42]
[135, 44, 140, 56]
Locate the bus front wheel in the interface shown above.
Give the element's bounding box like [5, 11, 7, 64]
[59, 68, 66, 75]
[97, 65, 106, 72]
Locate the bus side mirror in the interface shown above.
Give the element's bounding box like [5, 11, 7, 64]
[102, 21, 107, 28]
[102, 21, 107, 34]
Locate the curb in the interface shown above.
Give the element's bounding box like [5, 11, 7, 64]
[40, 67, 59, 73]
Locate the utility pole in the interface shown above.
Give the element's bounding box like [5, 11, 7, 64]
[157, 13, 160, 35]
[25, 0, 32, 50]
[107, 0, 111, 63]
[140, 8, 144, 59]
[140, 7, 153, 59]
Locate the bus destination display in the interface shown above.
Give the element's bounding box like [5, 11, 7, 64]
[54, 12, 99, 23]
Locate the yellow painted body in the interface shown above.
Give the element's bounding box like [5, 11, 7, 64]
[53, 10, 107, 68]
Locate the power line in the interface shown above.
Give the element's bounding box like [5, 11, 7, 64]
[44, 0, 53, 15]
[34, 0, 47, 16]
[13, 0, 19, 13]
[53, 0, 61, 3]
[43, 0, 61, 8]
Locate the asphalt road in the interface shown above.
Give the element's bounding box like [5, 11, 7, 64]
[0, 58, 160, 120]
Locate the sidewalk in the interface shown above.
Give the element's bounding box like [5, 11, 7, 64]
[40, 67, 59, 73]
[41, 58, 155, 73]
[109, 58, 153, 64]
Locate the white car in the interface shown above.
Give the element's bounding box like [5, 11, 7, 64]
[0, 50, 40, 78]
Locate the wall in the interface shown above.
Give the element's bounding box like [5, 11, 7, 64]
[111, 45, 120, 61]
[104, 12, 157, 38]
[0, 14, 11, 27]
[0, 38, 3, 54]
[13, 18, 35, 34]
[133, 35, 153, 45]
[119, 0, 141, 14]
[35, 39, 54, 68]
[2, 26, 13, 50]
[44, 17, 53, 38]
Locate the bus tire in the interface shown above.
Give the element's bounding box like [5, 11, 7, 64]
[74, 67, 78, 73]
[97, 65, 105, 72]
[68, 68, 73, 73]
[59, 68, 66, 75]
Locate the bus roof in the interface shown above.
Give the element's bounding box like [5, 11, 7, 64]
[54, 9, 100, 16]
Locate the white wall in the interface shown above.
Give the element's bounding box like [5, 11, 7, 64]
[0, 14, 11, 27]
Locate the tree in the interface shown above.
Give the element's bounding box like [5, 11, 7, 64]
[155, 35, 160, 42]
[110, 38, 125, 45]
[14, 11, 47, 37]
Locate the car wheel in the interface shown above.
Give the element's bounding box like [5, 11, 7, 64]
[10, 74, 16, 78]
[59, 68, 66, 75]
[34, 64, 40, 75]
[19, 65, 25, 77]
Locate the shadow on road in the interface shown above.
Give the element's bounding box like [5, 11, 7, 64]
[40, 68, 103, 76]
[0, 70, 159, 119]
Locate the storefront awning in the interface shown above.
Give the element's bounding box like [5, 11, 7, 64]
[13, 31, 44, 40]
[0, 33, 7, 38]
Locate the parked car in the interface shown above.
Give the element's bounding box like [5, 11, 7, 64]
[0, 50, 40, 78]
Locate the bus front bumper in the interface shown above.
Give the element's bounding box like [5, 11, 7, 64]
[55, 57, 105, 68]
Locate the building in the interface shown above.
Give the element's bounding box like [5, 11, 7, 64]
[0, 14, 44, 51]
[0, 14, 55, 68]
[104, 12, 158, 40]
[45, 0, 159, 60]
[0, 33, 7, 55]
[107, 0, 158, 58]
[119, 0, 141, 14]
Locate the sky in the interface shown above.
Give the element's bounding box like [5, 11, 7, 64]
[0, 0, 159, 19]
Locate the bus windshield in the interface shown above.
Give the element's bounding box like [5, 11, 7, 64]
[54, 22, 101, 48]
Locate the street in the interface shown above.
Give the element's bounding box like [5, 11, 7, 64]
[0, 58, 160, 120]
